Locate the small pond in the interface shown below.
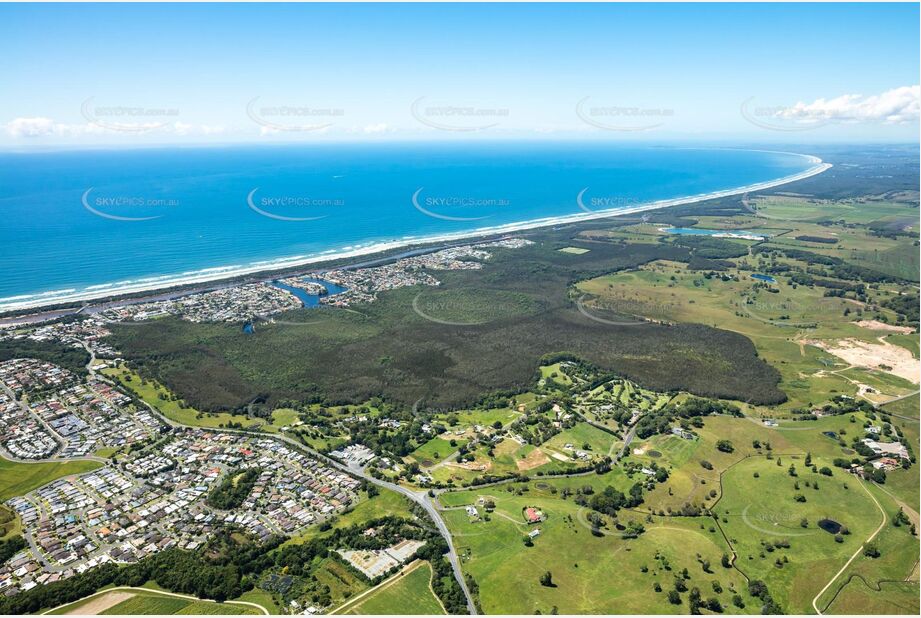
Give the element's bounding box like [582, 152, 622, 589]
[818, 519, 842, 534]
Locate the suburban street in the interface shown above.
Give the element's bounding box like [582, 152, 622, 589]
[113, 374, 480, 615]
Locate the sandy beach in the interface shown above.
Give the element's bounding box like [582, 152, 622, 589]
[0, 152, 830, 315]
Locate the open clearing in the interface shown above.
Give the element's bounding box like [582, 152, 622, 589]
[441, 471, 755, 614]
[62, 591, 134, 615]
[856, 320, 915, 334]
[576, 247, 917, 411]
[805, 338, 920, 384]
[334, 561, 445, 615]
[0, 456, 102, 502]
[719, 456, 883, 613]
[45, 587, 265, 615]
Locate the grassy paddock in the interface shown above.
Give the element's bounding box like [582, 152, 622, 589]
[334, 561, 445, 615]
[442, 472, 752, 614]
[718, 455, 883, 614]
[45, 588, 264, 615]
[0, 456, 101, 502]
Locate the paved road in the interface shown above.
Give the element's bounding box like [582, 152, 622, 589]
[572, 405, 636, 462]
[0, 238, 497, 328]
[119, 385, 479, 615]
[877, 389, 921, 417]
[617, 424, 639, 461]
[344, 462, 478, 615]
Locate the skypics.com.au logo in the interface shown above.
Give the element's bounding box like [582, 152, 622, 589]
[81, 98, 180, 133]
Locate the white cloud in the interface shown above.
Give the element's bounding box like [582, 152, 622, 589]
[172, 121, 193, 136]
[777, 85, 919, 124]
[362, 123, 391, 134]
[6, 117, 57, 137]
[4, 117, 229, 138]
[5, 117, 108, 138]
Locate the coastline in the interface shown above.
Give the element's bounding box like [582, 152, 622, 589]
[0, 153, 831, 316]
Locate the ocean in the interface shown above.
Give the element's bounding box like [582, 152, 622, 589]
[0, 143, 820, 311]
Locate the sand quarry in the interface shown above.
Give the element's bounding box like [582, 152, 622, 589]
[805, 337, 920, 384]
[855, 319, 915, 334]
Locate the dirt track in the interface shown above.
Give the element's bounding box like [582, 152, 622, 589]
[804, 338, 920, 384]
[63, 591, 134, 615]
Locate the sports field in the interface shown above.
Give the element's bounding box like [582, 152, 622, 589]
[817, 482, 920, 615]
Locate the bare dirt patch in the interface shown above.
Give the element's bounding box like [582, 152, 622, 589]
[65, 591, 135, 615]
[805, 338, 920, 384]
[493, 438, 520, 457]
[447, 460, 490, 472]
[516, 448, 551, 471]
[856, 320, 915, 334]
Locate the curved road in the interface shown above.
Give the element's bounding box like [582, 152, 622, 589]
[111, 374, 478, 615]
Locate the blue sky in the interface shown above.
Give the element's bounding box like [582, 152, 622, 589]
[1, 2, 918, 145]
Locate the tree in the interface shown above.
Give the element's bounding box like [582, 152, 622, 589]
[667, 590, 681, 605]
[716, 439, 734, 453]
[720, 553, 731, 568]
[863, 542, 880, 558]
[688, 587, 702, 614]
[540, 571, 554, 587]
